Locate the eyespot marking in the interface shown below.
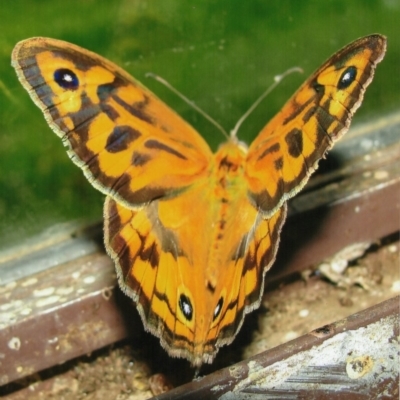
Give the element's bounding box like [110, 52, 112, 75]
[338, 66, 357, 90]
[213, 297, 223, 320]
[54, 68, 79, 90]
[179, 294, 193, 321]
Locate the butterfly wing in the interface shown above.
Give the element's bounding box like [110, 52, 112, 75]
[12, 37, 213, 207]
[245, 34, 387, 216]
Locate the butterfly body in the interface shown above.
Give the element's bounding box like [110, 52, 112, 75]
[12, 35, 386, 366]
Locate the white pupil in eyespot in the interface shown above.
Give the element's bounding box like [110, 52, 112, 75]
[343, 72, 351, 81]
[183, 302, 191, 316]
[63, 73, 73, 82]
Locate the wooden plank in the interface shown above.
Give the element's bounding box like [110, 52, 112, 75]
[154, 296, 400, 400]
[0, 115, 399, 387]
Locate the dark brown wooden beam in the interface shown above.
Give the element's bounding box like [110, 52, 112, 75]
[0, 116, 399, 388]
[153, 296, 400, 399]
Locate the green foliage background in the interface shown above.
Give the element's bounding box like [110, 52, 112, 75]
[0, 0, 399, 250]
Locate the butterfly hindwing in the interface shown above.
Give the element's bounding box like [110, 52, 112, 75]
[104, 165, 287, 365]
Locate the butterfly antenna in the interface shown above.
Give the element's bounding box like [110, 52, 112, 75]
[146, 73, 230, 140]
[230, 67, 303, 139]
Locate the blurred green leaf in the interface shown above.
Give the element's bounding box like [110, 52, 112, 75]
[0, 0, 398, 250]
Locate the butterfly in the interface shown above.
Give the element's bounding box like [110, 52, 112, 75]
[12, 34, 386, 366]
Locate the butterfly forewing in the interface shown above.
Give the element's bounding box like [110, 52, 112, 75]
[12, 37, 213, 207]
[245, 34, 386, 216]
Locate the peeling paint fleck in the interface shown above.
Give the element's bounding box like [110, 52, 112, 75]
[346, 355, 374, 379]
[318, 242, 371, 287]
[101, 287, 113, 301]
[33, 287, 55, 297]
[8, 337, 21, 351]
[1, 299, 23, 311]
[21, 277, 38, 287]
[55, 286, 74, 296]
[284, 331, 298, 341]
[391, 280, 400, 292]
[5, 281, 17, 291]
[0, 312, 17, 327]
[20, 307, 32, 316]
[374, 170, 389, 180]
[299, 309, 309, 318]
[229, 364, 244, 379]
[83, 275, 96, 284]
[35, 295, 60, 307]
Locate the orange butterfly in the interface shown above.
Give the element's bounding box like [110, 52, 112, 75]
[12, 34, 386, 366]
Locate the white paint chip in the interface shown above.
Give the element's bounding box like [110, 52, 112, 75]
[2, 281, 17, 291]
[48, 337, 59, 344]
[284, 331, 298, 341]
[83, 276, 96, 284]
[346, 355, 374, 379]
[55, 287, 74, 296]
[101, 287, 113, 301]
[299, 309, 309, 318]
[1, 300, 23, 312]
[0, 312, 17, 327]
[35, 295, 60, 308]
[33, 287, 55, 297]
[21, 277, 38, 287]
[391, 280, 400, 292]
[8, 337, 21, 351]
[374, 170, 389, 180]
